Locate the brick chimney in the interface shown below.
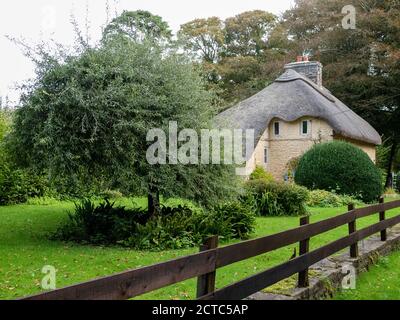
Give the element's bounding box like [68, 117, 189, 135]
[284, 57, 323, 87]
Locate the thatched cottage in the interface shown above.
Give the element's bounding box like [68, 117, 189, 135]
[216, 58, 382, 180]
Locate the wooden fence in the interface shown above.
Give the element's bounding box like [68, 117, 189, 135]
[22, 197, 400, 300]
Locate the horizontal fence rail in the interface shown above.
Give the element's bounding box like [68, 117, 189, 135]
[199, 213, 400, 300]
[23, 250, 218, 300]
[21, 198, 400, 301]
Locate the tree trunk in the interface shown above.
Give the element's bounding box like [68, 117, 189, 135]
[147, 187, 160, 218]
[385, 142, 398, 188]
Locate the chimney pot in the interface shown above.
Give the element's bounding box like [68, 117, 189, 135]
[284, 60, 323, 87]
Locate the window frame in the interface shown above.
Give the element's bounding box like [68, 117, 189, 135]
[263, 146, 268, 164]
[273, 121, 280, 136]
[301, 120, 311, 136]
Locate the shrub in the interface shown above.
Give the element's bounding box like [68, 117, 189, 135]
[307, 189, 363, 207]
[53, 199, 150, 244]
[197, 202, 255, 240]
[249, 166, 274, 182]
[122, 205, 200, 250]
[295, 141, 383, 203]
[53, 199, 255, 250]
[243, 180, 309, 216]
[26, 196, 64, 206]
[0, 162, 48, 205]
[100, 189, 124, 200]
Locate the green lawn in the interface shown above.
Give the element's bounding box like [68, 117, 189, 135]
[334, 251, 400, 300]
[1, 198, 400, 300]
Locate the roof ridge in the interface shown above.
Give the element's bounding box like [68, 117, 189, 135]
[275, 69, 336, 103]
[215, 69, 382, 146]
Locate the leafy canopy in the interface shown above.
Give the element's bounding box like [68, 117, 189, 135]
[179, 17, 225, 63]
[11, 35, 237, 206]
[103, 10, 172, 43]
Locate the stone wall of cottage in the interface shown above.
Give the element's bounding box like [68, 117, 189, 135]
[245, 117, 377, 180]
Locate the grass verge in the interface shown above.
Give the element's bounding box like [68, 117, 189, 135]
[334, 250, 400, 300]
[1, 197, 399, 300]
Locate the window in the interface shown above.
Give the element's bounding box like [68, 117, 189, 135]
[274, 122, 280, 136]
[301, 120, 310, 135]
[264, 147, 268, 164]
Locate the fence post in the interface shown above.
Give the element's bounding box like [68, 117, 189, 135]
[298, 216, 310, 288]
[379, 197, 387, 241]
[196, 236, 218, 298]
[348, 203, 359, 258]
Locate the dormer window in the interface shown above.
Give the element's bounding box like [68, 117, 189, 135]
[274, 122, 280, 136]
[301, 120, 311, 136]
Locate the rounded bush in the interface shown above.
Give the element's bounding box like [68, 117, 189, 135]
[295, 141, 383, 203]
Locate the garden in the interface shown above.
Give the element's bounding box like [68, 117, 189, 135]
[1, 4, 400, 301]
[2, 196, 400, 300]
[0, 139, 395, 299]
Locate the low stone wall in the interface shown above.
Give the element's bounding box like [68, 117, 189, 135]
[247, 225, 400, 300]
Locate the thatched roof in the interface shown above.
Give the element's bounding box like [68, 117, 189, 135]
[215, 69, 382, 146]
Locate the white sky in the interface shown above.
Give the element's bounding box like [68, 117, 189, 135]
[0, 0, 294, 105]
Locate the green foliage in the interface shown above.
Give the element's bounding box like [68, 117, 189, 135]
[295, 141, 383, 203]
[307, 189, 363, 208]
[53, 199, 255, 250]
[103, 10, 172, 43]
[179, 17, 225, 63]
[179, 10, 285, 106]
[376, 142, 391, 171]
[179, 10, 278, 61]
[0, 109, 49, 205]
[225, 10, 277, 56]
[100, 189, 124, 200]
[249, 166, 274, 182]
[243, 180, 309, 216]
[53, 199, 150, 245]
[0, 164, 48, 205]
[0, 110, 10, 141]
[11, 36, 237, 207]
[198, 202, 255, 240]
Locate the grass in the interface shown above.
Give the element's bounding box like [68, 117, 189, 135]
[1, 197, 400, 300]
[334, 251, 400, 300]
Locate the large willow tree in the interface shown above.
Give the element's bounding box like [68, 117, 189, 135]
[11, 25, 237, 214]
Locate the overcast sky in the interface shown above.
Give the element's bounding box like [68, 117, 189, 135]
[0, 0, 294, 104]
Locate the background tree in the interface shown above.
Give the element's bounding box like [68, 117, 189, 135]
[179, 11, 288, 108]
[178, 17, 225, 63]
[102, 10, 172, 43]
[224, 10, 277, 57]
